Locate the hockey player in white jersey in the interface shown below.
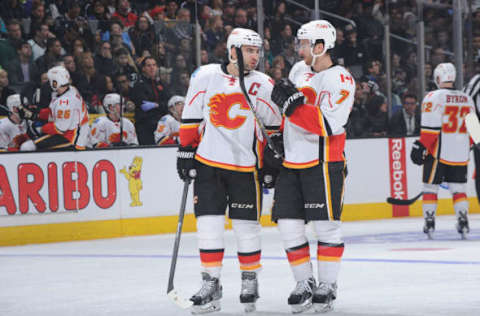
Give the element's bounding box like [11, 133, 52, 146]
[0, 94, 30, 151]
[154, 95, 184, 145]
[411, 62, 474, 239]
[19, 66, 90, 151]
[91, 93, 138, 148]
[176, 28, 282, 314]
[269, 20, 355, 313]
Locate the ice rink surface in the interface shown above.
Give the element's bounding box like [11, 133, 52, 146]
[1, 215, 480, 316]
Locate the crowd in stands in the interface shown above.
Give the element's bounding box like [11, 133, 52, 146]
[0, 0, 478, 149]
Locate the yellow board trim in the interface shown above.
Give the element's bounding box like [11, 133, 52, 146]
[1, 198, 478, 247]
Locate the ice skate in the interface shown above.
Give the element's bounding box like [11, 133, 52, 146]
[313, 282, 337, 313]
[239, 271, 259, 313]
[190, 272, 222, 314]
[288, 277, 316, 314]
[423, 211, 435, 239]
[456, 211, 470, 240]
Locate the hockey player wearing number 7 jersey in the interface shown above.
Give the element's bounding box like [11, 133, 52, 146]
[19, 66, 90, 151]
[270, 20, 355, 314]
[177, 28, 282, 314]
[410, 62, 475, 239]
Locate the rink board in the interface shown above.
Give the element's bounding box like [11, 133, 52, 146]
[0, 137, 478, 246]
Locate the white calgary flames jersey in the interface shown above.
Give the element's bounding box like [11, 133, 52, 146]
[285, 64, 355, 168]
[155, 114, 180, 145]
[90, 116, 138, 147]
[180, 64, 282, 172]
[288, 60, 310, 84]
[0, 118, 29, 150]
[420, 89, 475, 164]
[48, 86, 90, 148]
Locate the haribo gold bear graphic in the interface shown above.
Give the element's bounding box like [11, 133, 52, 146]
[120, 156, 143, 207]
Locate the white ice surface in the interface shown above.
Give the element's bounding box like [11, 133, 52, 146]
[1, 215, 480, 316]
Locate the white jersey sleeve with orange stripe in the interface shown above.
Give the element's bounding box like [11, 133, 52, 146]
[180, 64, 281, 171]
[420, 89, 474, 164]
[283, 65, 355, 168]
[155, 114, 180, 145]
[0, 118, 28, 150]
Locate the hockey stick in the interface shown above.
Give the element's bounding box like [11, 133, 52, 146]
[235, 47, 283, 158]
[386, 192, 423, 205]
[167, 177, 194, 309]
[119, 94, 124, 144]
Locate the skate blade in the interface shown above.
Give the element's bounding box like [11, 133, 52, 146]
[460, 230, 468, 240]
[243, 302, 256, 313]
[191, 300, 221, 315]
[427, 230, 433, 240]
[313, 302, 334, 313]
[290, 300, 312, 314]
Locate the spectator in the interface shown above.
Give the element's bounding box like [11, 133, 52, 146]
[337, 24, 368, 77]
[346, 81, 368, 138]
[209, 41, 227, 64]
[28, 23, 51, 61]
[130, 57, 169, 145]
[54, 0, 81, 42]
[95, 41, 115, 77]
[205, 15, 225, 51]
[165, 1, 179, 21]
[0, 0, 25, 21]
[6, 41, 39, 93]
[430, 47, 447, 69]
[114, 72, 135, 112]
[112, 0, 138, 28]
[113, 47, 138, 85]
[86, 0, 110, 33]
[388, 93, 420, 137]
[102, 20, 135, 55]
[222, 1, 235, 26]
[29, 1, 46, 35]
[234, 8, 248, 28]
[271, 23, 293, 56]
[90, 75, 115, 113]
[211, 0, 223, 16]
[35, 38, 63, 75]
[0, 19, 23, 69]
[78, 51, 104, 105]
[63, 54, 88, 94]
[364, 95, 388, 137]
[0, 68, 16, 116]
[152, 42, 170, 68]
[48, 0, 69, 20]
[129, 15, 155, 58]
[200, 49, 209, 65]
[159, 66, 173, 93]
[173, 70, 190, 96]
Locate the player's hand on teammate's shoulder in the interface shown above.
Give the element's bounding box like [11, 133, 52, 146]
[271, 79, 305, 117]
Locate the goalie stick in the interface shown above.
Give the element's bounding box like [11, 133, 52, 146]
[235, 47, 283, 158]
[167, 176, 194, 309]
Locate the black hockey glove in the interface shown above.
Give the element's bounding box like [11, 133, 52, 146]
[262, 133, 284, 189]
[26, 122, 43, 140]
[410, 140, 427, 165]
[17, 105, 38, 121]
[271, 79, 305, 117]
[177, 145, 197, 181]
